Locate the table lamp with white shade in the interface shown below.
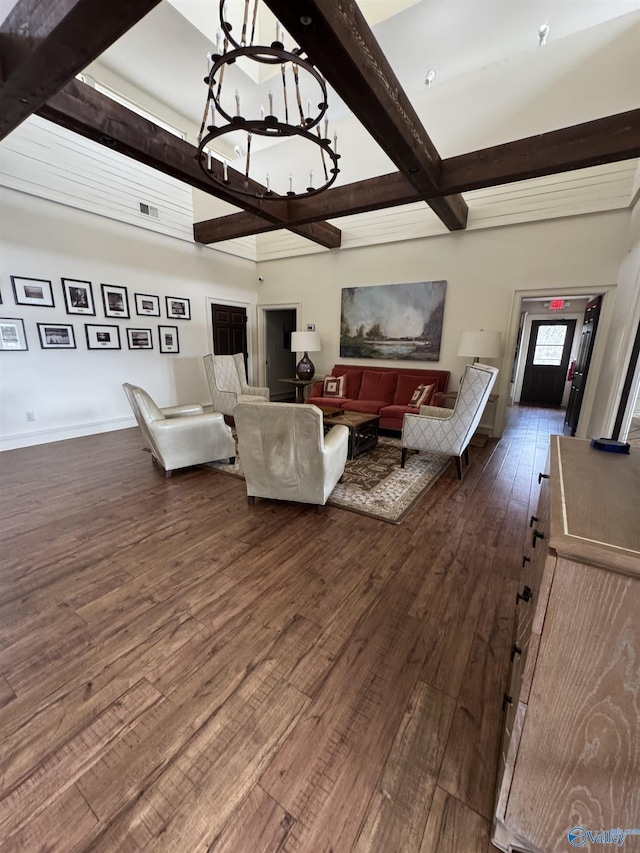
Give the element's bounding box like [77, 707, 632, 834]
[291, 330, 321, 380]
[458, 329, 502, 363]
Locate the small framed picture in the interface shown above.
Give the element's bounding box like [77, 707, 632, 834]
[11, 276, 55, 307]
[85, 323, 121, 350]
[166, 295, 190, 320]
[158, 325, 179, 353]
[37, 322, 76, 349]
[0, 318, 28, 351]
[134, 293, 160, 317]
[127, 328, 153, 350]
[62, 278, 95, 315]
[101, 283, 130, 319]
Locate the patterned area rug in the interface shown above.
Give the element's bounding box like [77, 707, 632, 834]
[205, 435, 450, 524]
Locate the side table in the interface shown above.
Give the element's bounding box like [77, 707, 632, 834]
[278, 377, 323, 404]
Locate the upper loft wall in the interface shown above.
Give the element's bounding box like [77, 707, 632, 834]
[0, 115, 195, 243]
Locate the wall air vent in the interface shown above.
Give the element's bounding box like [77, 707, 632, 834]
[138, 201, 159, 219]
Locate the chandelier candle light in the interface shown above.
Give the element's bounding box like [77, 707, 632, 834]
[197, 1, 341, 199]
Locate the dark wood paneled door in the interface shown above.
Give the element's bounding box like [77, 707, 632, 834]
[211, 303, 248, 365]
[521, 319, 576, 406]
[564, 296, 602, 436]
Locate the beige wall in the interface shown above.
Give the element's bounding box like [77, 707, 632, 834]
[257, 210, 630, 436]
[0, 188, 258, 450]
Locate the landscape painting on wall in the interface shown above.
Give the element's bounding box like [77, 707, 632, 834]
[340, 280, 447, 361]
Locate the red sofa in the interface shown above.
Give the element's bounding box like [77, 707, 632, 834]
[307, 364, 450, 432]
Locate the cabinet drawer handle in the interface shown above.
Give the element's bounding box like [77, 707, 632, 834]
[516, 585, 533, 604]
[511, 644, 522, 661]
[538, 472, 550, 484]
[532, 529, 545, 547]
[502, 693, 513, 711]
[522, 555, 531, 568]
[529, 515, 538, 527]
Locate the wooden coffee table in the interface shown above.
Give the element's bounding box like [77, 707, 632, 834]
[321, 408, 379, 459]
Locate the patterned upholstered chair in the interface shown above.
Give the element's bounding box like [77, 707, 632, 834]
[234, 401, 349, 511]
[123, 383, 236, 477]
[203, 353, 269, 417]
[401, 363, 499, 478]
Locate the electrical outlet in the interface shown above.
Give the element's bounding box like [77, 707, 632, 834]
[306, 323, 315, 331]
[26, 411, 35, 422]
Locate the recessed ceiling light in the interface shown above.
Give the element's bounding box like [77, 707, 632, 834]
[538, 24, 550, 46]
[424, 69, 436, 87]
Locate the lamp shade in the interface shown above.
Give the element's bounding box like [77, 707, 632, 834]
[291, 331, 321, 353]
[458, 330, 501, 361]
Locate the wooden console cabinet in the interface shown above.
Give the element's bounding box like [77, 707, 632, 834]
[493, 435, 640, 853]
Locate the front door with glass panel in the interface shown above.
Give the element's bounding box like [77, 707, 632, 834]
[521, 319, 576, 405]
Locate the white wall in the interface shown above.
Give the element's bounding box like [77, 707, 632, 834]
[0, 188, 257, 450]
[257, 211, 630, 436]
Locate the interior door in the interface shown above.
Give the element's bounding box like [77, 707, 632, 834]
[521, 319, 576, 405]
[564, 296, 602, 436]
[211, 303, 248, 365]
[265, 308, 297, 400]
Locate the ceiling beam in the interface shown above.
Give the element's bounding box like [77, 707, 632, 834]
[441, 108, 640, 194]
[0, 0, 163, 141]
[36, 79, 341, 249]
[193, 110, 640, 244]
[262, 0, 468, 231]
[194, 172, 417, 243]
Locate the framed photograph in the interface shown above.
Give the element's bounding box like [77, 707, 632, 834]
[85, 323, 121, 350]
[62, 278, 95, 315]
[11, 276, 55, 307]
[37, 322, 76, 349]
[134, 293, 160, 317]
[0, 318, 28, 351]
[101, 283, 130, 319]
[127, 327, 153, 350]
[166, 295, 190, 320]
[158, 325, 179, 353]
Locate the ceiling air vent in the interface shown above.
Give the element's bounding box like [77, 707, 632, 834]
[138, 201, 159, 219]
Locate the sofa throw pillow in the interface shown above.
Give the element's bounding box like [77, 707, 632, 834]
[408, 383, 435, 407]
[323, 375, 346, 397]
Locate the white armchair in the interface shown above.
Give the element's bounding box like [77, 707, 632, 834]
[203, 353, 269, 417]
[233, 401, 349, 511]
[123, 383, 236, 477]
[401, 362, 499, 478]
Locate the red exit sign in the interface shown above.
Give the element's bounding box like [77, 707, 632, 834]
[549, 299, 565, 310]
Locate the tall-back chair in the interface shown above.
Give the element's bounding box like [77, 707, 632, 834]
[234, 401, 349, 510]
[123, 383, 236, 477]
[203, 353, 269, 417]
[401, 363, 499, 478]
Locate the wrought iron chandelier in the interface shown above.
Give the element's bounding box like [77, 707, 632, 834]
[197, 0, 341, 200]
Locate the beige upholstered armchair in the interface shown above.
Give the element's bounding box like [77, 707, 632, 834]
[401, 362, 499, 478]
[123, 383, 236, 477]
[203, 353, 269, 417]
[234, 401, 349, 510]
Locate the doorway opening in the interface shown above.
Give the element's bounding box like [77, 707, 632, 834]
[511, 294, 604, 433]
[521, 319, 577, 406]
[261, 306, 298, 401]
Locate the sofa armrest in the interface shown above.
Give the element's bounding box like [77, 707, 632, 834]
[417, 405, 453, 419]
[152, 412, 228, 435]
[161, 402, 204, 417]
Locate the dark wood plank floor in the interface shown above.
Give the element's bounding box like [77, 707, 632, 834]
[0, 405, 564, 852]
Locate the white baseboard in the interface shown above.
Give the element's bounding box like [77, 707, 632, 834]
[0, 416, 136, 451]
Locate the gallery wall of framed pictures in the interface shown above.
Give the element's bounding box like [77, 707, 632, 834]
[1, 275, 189, 353]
